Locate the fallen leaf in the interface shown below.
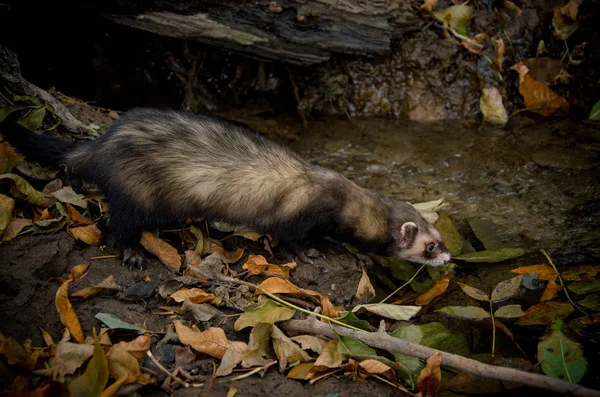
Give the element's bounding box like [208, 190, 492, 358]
[511, 264, 557, 280]
[241, 322, 273, 368]
[412, 197, 447, 224]
[589, 101, 600, 120]
[210, 238, 244, 263]
[287, 363, 317, 380]
[352, 304, 421, 321]
[0, 174, 45, 206]
[453, 248, 526, 263]
[68, 332, 109, 396]
[457, 282, 489, 301]
[313, 339, 345, 371]
[355, 269, 375, 302]
[271, 324, 312, 372]
[94, 313, 146, 334]
[420, 0, 437, 12]
[442, 370, 505, 394]
[510, 63, 570, 116]
[434, 211, 463, 256]
[0, 142, 24, 174]
[189, 225, 211, 256]
[416, 352, 442, 397]
[32, 202, 69, 234]
[182, 299, 223, 322]
[51, 330, 94, 381]
[480, 87, 508, 127]
[416, 273, 451, 305]
[174, 320, 246, 359]
[1, 217, 31, 241]
[391, 322, 470, 357]
[242, 255, 296, 278]
[336, 335, 396, 370]
[436, 306, 491, 320]
[491, 275, 523, 302]
[66, 203, 94, 225]
[18, 107, 46, 131]
[226, 385, 238, 397]
[566, 280, 600, 295]
[359, 359, 394, 375]
[461, 33, 490, 55]
[99, 375, 128, 397]
[140, 231, 181, 272]
[290, 335, 329, 354]
[561, 265, 600, 281]
[51, 186, 87, 208]
[494, 304, 525, 318]
[0, 193, 14, 237]
[578, 293, 600, 311]
[337, 312, 373, 331]
[107, 334, 152, 384]
[72, 275, 120, 299]
[70, 224, 102, 245]
[553, 6, 579, 40]
[522, 58, 564, 85]
[516, 302, 574, 325]
[541, 279, 563, 301]
[234, 299, 296, 331]
[55, 280, 84, 343]
[538, 319, 587, 383]
[494, 39, 505, 72]
[168, 288, 215, 304]
[560, 0, 582, 20]
[0, 333, 32, 370]
[184, 250, 202, 266]
[433, 3, 474, 35]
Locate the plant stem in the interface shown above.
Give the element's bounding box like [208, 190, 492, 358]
[540, 249, 587, 314]
[489, 300, 496, 357]
[379, 264, 426, 304]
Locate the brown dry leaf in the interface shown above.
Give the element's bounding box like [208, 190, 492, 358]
[1, 218, 31, 242]
[226, 385, 238, 397]
[66, 203, 94, 226]
[291, 335, 329, 354]
[552, 6, 578, 40]
[168, 288, 215, 304]
[287, 363, 319, 380]
[561, 264, 600, 281]
[313, 340, 345, 371]
[416, 273, 451, 305]
[210, 238, 244, 264]
[417, 352, 442, 397]
[0, 333, 31, 369]
[320, 295, 340, 318]
[55, 280, 84, 343]
[51, 186, 88, 209]
[511, 264, 557, 280]
[359, 359, 394, 375]
[100, 375, 128, 397]
[522, 58, 563, 85]
[174, 320, 246, 360]
[0, 142, 25, 174]
[420, 0, 438, 11]
[494, 39, 505, 72]
[271, 324, 312, 372]
[107, 339, 154, 385]
[0, 194, 15, 236]
[184, 250, 202, 266]
[242, 255, 296, 278]
[355, 269, 375, 302]
[140, 231, 181, 272]
[39, 208, 52, 221]
[461, 33, 490, 55]
[516, 302, 574, 325]
[511, 63, 570, 116]
[70, 224, 102, 245]
[72, 275, 120, 299]
[541, 279, 562, 301]
[40, 328, 55, 347]
[561, 0, 582, 20]
[52, 330, 94, 381]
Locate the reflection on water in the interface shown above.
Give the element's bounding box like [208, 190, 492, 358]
[287, 116, 600, 262]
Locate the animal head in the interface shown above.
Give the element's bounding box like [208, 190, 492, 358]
[388, 201, 451, 266]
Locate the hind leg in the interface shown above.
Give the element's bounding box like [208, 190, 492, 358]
[106, 196, 149, 270]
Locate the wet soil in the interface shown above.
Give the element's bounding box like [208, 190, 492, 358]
[1, 111, 599, 396]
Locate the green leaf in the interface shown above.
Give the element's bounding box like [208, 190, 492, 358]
[436, 306, 491, 320]
[234, 299, 295, 331]
[538, 319, 587, 383]
[454, 248, 526, 263]
[337, 335, 397, 369]
[433, 3, 474, 35]
[0, 173, 45, 205]
[578, 293, 600, 311]
[457, 282, 489, 301]
[12, 94, 41, 106]
[467, 218, 524, 251]
[491, 275, 524, 302]
[391, 322, 470, 356]
[589, 100, 600, 120]
[0, 105, 31, 123]
[567, 280, 600, 295]
[336, 311, 373, 332]
[190, 225, 210, 256]
[434, 211, 463, 256]
[18, 107, 46, 131]
[94, 312, 146, 334]
[380, 256, 417, 281]
[0, 193, 15, 236]
[67, 332, 109, 397]
[494, 304, 525, 318]
[351, 303, 420, 321]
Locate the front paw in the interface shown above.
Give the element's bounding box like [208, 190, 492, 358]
[295, 247, 325, 264]
[122, 247, 147, 270]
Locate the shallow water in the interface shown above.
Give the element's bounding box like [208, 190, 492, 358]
[287, 115, 600, 263]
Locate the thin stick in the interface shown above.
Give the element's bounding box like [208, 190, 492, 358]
[281, 318, 600, 397]
[540, 249, 587, 314]
[146, 351, 203, 388]
[308, 369, 342, 384]
[89, 255, 119, 261]
[202, 362, 217, 397]
[221, 360, 277, 383]
[379, 264, 426, 304]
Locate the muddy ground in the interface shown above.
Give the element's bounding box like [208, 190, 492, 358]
[1, 104, 599, 396]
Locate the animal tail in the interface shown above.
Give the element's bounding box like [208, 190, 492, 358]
[0, 118, 75, 168]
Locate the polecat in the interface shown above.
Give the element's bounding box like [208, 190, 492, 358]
[1, 108, 450, 269]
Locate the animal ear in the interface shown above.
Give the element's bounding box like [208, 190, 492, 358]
[400, 222, 418, 248]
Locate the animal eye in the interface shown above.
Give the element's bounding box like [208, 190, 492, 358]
[427, 243, 436, 253]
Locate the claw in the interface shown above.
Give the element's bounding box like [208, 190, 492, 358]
[122, 247, 147, 270]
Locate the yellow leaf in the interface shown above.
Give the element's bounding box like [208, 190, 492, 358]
[355, 269, 375, 302]
[287, 363, 317, 380]
[55, 280, 84, 343]
[226, 385, 238, 397]
[234, 299, 295, 331]
[313, 340, 345, 371]
[359, 359, 393, 374]
[140, 231, 181, 272]
[416, 352, 442, 396]
[210, 238, 244, 263]
[168, 288, 216, 304]
[290, 335, 328, 354]
[66, 203, 94, 225]
[242, 255, 296, 278]
[70, 224, 102, 245]
[99, 375, 129, 397]
[416, 273, 451, 305]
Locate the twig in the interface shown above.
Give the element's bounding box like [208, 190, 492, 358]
[146, 350, 203, 388]
[88, 255, 119, 261]
[202, 362, 217, 397]
[379, 264, 426, 304]
[540, 249, 587, 315]
[308, 368, 342, 384]
[220, 360, 277, 383]
[281, 318, 600, 397]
